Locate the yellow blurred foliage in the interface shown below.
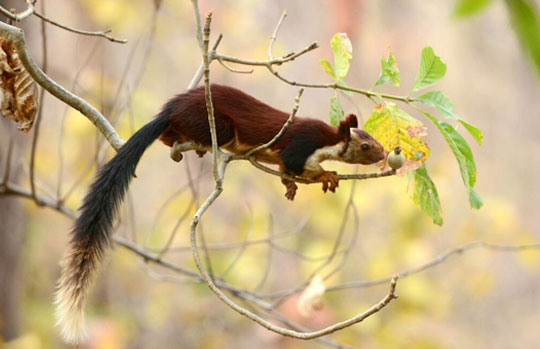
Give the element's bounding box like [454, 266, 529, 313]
[465, 272, 496, 298]
[80, 0, 150, 31]
[398, 276, 450, 315]
[5, 334, 42, 349]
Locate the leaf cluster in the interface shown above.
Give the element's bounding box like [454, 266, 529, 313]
[320, 36, 483, 225]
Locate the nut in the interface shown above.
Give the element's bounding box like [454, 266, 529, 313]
[387, 146, 406, 170]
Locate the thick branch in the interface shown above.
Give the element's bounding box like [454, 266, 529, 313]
[0, 21, 124, 150]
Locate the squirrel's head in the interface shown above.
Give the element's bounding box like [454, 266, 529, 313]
[338, 114, 386, 165]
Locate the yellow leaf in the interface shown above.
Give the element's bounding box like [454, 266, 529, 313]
[364, 103, 430, 174]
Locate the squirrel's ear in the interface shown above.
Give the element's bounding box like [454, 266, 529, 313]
[338, 114, 358, 137]
[346, 114, 358, 128]
[338, 119, 350, 138]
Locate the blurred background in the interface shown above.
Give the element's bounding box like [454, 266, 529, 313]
[1, 0, 539, 348]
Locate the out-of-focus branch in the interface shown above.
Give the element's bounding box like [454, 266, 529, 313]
[211, 12, 414, 104]
[29, 0, 48, 200]
[188, 33, 223, 96]
[268, 11, 286, 60]
[0, 2, 126, 43]
[0, 1, 34, 21]
[32, 11, 127, 43]
[216, 57, 253, 74]
[0, 21, 124, 150]
[326, 240, 540, 292]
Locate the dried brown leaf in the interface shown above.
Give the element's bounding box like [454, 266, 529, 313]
[0, 37, 38, 132]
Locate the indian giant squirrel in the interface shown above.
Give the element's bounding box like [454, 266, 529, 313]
[55, 84, 385, 344]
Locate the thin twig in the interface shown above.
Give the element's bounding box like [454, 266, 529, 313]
[272, 178, 359, 309]
[215, 42, 319, 67]
[188, 33, 223, 96]
[156, 197, 196, 259]
[244, 88, 303, 158]
[109, 3, 162, 124]
[253, 214, 274, 292]
[246, 157, 396, 185]
[326, 241, 540, 292]
[220, 206, 255, 277]
[56, 39, 101, 199]
[33, 11, 127, 43]
[216, 58, 253, 74]
[29, 0, 48, 200]
[143, 181, 200, 250]
[268, 11, 287, 60]
[1, 138, 14, 185]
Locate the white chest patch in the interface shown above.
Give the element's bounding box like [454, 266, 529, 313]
[303, 142, 345, 172]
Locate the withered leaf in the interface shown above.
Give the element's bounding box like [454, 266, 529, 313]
[0, 37, 38, 132]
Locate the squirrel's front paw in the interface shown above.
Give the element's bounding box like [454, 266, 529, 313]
[316, 171, 339, 193]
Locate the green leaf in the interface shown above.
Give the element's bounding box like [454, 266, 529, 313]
[460, 122, 483, 145]
[329, 95, 345, 126]
[410, 165, 443, 225]
[411, 47, 447, 92]
[416, 91, 483, 144]
[505, 0, 540, 79]
[375, 51, 400, 87]
[319, 59, 336, 80]
[469, 188, 484, 209]
[364, 103, 430, 172]
[330, 33, 353, 81]
[454, 0, 495, 17]
[419, 110, 483, 209]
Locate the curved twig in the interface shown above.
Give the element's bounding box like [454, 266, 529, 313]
[217, 57, 254, 74]
[188, 9, 399, 342]
[0, 1, 34, 21]
[268, 11, 287, 60]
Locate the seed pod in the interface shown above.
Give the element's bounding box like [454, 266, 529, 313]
[387, 146, 406, 170]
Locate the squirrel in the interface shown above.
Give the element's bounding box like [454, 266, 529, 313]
[54, 84, 385, 344]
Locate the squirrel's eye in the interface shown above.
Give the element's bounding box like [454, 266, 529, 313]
[361, 143, 370, 151]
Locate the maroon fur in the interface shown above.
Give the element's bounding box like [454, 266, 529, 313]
[158, 85, 345, 151]
[157, 84, 385, 199]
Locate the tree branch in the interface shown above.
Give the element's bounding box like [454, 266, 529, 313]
[0, 21, 124, 150]
[0, 1, 34, 21]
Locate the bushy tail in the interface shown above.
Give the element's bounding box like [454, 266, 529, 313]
[55, 113, 169, 344]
